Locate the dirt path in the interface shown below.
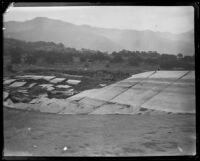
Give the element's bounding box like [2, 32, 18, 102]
[3, 108, 195, 156]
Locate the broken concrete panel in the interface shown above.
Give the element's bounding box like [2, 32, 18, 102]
[56, 85, 71, 89]
[39, 84, 54, 91]
[17, 75, 43, 80]
[3, 92, 9, 100]
[3, 99, 14, 108]
[67, 79, 81, 85]
[28, 83, 37, 88]
[9, 82, 26, 87]
[127, 71, 155, 80]
[50, 78, 66, 83]
[42, 76, 56, 81]
[18, 90, 28, 94]
[4, 79, 16, 85]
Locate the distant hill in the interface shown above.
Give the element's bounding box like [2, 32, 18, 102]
[4, 17, 194, 55]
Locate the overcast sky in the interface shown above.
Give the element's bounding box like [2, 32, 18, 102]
[4, 6, 194, 34]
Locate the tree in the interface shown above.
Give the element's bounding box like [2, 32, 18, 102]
[10, 47, 22, 64]
[177, 53, 183, 59]
[128, 55, 142, 66]
[111, 54, 123, 63]
[159, 54, 178, 69]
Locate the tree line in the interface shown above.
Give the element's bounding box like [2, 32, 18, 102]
[4, 38, 195, 70]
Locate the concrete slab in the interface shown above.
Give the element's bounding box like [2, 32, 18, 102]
[39, 84, 53, 88]
[56, 85, 71, 89]
[149, 71, 188, 79]
[3, 99, 14, 108]
[68, 89, 102, 101]
[9, 82, 26, 87]
[17, 75, 43, 80]
[3, 71, 195, 115]
[50, 78, 66, 83]
[142, 73, 196, 113]
[111, 71, 189, 108]
[67, 79, 81, 85]
[87, 86, 127, 101]
[4, 79, 16, 85]
[127, 71, 155, 79]
[28, 83, 37, 88]
[3, 92, 9, 100]
[42, 76, 56, 81]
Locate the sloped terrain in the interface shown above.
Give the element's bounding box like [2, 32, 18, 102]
[3, 71, 195, 115]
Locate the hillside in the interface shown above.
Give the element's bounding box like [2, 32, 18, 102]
[4, 17, 194, 55]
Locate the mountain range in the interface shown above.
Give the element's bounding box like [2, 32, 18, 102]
[4, 17, 194, 55]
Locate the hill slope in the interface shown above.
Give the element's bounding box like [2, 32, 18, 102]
[4, 17, 194, 55]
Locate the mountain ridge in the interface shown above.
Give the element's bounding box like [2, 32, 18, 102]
[4, 17, 194, 55]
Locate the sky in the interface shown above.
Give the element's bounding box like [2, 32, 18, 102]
[4, 5, 194, 34]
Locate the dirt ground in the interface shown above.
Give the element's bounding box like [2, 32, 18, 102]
[3, 107, 196, 156]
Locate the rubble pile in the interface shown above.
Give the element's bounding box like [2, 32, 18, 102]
[3, 74, 82, 108]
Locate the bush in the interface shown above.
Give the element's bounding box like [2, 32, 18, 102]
[128, 56, 142, 66]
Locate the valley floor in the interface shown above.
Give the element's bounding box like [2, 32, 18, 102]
[3, 107, 196, 156]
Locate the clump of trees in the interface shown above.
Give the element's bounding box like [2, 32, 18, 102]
[4, 38, 195, 70]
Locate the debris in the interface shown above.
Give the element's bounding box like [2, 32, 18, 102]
[9, 81, 26, 87]
[33, 145, 37, 148]
[27, 128, 31, 131]
[63, 146, 68, 151]
[56, 85, 71, 89]
[4, 79, 16, 85]
[28, 83, 37, 88]
[47, 89, 74, 99]
[17, 75, 43, 80]
[18, 90, 28, 93]
[99, 84, 106, 87]
[67, 79, 81, 85]
[3, 92, 9, 100]
[10, 94, 32, 103]
[47, 87, 55, 91]
[178, 146, 183, 152]
[39, 84, 54, 91]
[50, 78, 66, 83]
[4, 99, 14, 108]
[42, 76, 56, 81]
